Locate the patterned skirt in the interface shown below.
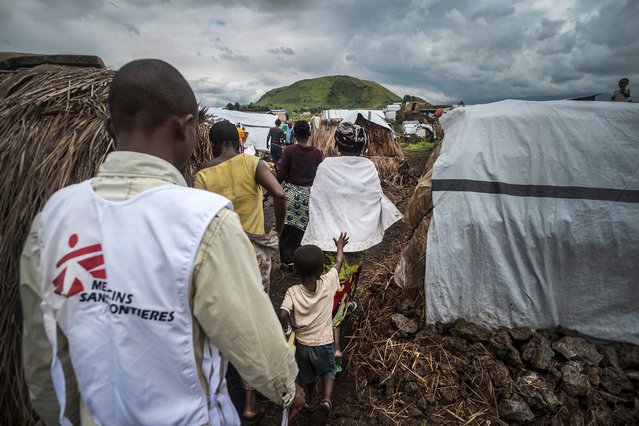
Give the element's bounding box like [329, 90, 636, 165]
[283, 182, 311, 231]
[324, 251, 366, 328]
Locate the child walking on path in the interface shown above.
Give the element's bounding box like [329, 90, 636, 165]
[279, 232, 349, 423]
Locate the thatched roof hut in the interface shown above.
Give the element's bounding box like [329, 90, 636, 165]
[309, 110, 403, 179]
[0, 53, 213, 424]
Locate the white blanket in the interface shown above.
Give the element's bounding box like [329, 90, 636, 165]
[301, 157, 402, 252]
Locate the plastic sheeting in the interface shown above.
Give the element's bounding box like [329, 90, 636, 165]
[209, 108, 280, 151]
[425, 100, 639, 344]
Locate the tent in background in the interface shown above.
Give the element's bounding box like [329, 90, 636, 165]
[322, 109, 394, 136]
[209, 108, 278, 151]
[398, 100, 639, 345]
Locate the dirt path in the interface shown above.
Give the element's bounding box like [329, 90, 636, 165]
[258, 149, 430, 425]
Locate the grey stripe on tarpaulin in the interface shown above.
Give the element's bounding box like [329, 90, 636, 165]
[432, 179, 639, 203]
[240, 124, 273, 129]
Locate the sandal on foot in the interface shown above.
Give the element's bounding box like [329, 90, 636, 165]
[303, 401, 317, 413]
[318, 399, 332, 422]
[334, 353, 343, 373]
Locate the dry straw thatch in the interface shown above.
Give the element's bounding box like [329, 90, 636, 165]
[346, 237, 515, 425]
[393, 142, 442, 289]
[309, 113, 404, 179]
[0, 64, 213, 425]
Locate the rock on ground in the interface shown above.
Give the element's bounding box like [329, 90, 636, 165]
[599, 366, 634, 395]
[552, 336, 603, 365]
[560, 361, 591, 396]
[508, 326, 534, 343]
[522, 334, 555, 371]
[499, 397, 535, 423]
[449, 318, 492, 342]
[491, 329, 523, 367]
[516, 372, 561, 413]
[390, 313, 419, 336]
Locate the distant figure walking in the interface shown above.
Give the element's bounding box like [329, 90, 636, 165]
[612, 78, 631, 102]
[267, 118, 286, 168]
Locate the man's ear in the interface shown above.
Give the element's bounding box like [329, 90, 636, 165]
[176, 114, 196, 140]
[104, 117, 117, 142]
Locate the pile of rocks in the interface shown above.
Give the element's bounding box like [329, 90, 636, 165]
[352, 293, 639, 424]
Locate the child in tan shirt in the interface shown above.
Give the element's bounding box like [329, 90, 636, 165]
[279, 232, 348, 421]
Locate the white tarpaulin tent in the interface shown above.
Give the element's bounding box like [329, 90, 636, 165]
[209, 108, 279, 151]
[425, 100, 639, 344]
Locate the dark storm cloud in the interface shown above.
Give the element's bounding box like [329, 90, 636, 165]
[215, 44, 251, 62]
[470, 3, 516, 21]
[268, 47, 295, 55]
[123, 23, 140, 35]
[535, 19, 564, 41]
[1, 0, 637, 106]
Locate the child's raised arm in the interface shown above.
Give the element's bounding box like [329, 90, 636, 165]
[332, 232, 349, 273]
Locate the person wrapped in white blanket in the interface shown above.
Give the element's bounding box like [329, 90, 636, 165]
[301, 121, 402, 367]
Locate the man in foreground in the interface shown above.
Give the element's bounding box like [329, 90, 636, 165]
[20, 59, 303, 425]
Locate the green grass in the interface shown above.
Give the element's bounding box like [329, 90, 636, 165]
[404, 139, 439, 151]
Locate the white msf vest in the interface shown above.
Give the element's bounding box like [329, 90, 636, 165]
[38, 180, 239, 426]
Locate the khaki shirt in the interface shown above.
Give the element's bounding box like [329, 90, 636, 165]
[20, 151, 297, 425]
[280, 268, 339, 346]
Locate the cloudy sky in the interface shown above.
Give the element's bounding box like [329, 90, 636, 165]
[1, 0, 637, 106]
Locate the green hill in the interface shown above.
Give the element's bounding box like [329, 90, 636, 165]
[254, 75, 403, 111]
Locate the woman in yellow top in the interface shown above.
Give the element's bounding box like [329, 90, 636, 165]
[195, 120, 285, 423]
[195, 120, 285, 280]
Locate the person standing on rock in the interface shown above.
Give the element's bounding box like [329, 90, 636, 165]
[301, 121, 403, 370]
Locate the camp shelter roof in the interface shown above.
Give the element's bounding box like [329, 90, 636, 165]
[425, 99, 639, 344]
[323, 109, 394, 136]
[0, 52, 106, 70]
[209, 108, 278, 151]
[0, 52, 106, 102]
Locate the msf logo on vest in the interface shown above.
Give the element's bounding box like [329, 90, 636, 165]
[52, 233, 107, 298]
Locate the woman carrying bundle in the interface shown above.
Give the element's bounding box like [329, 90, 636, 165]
[301, 121, 402, 368]
[276, 120, 323, 269]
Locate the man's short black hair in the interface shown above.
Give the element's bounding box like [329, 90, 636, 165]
[209, 120, 239, 147]
[293, 120, 310, 139]
[293, 245, 324, 278]
[275, 118, 282, 126]
[108, 59, 197, 134]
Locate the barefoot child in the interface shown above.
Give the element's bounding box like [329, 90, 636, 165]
[279, 232, 349, 422]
